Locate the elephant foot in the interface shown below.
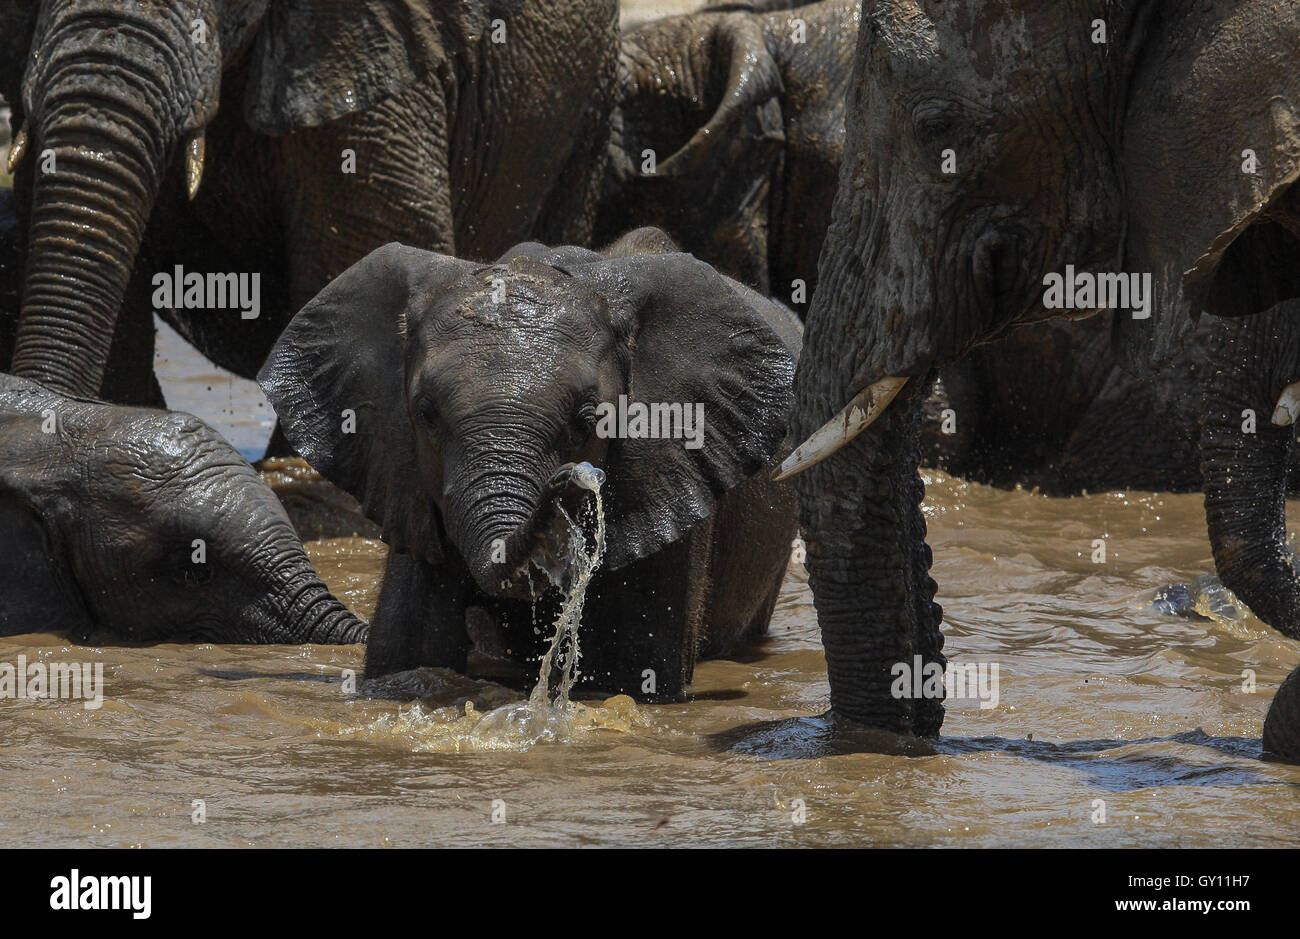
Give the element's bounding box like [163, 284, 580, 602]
[826, 675, 946, 738]
[1262, 664, 1300, 763]
[824, 710, 940, 756]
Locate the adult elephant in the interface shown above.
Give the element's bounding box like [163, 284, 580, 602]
[259, 231, 799, 700]
[599, 0, 1206, 494]
[0, 372, 366, 644]
[780, 1, 1300, 738]
[0, 0, 617, 408]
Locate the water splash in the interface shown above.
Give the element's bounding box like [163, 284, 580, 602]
[470, 462, 607, 744]
[532, 463, 606, 701]
[329, 686, 643, 754]
[1151, 573, 1265, 637]
[339, 462, 638, 752]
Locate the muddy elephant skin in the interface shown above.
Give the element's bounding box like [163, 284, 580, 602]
[0, 372, 366, 644]
[259, 231, 801, 700]
[784, 0, 1300, 736]
[0, 0, 618, 409]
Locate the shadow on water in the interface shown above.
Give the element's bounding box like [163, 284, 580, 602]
[200, 668, 341, 684]
[687, 689, 750, 702]
[709, 714, 1298, 791]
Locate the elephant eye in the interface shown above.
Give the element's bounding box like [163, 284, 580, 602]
[417, 393, 440, 425]
[570, 399, 599, 443]
[912, 100, 963, 146]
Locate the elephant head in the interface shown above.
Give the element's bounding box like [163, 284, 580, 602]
[258, 241, 794, 599]
[0, 373, 366, 644]
[780, 0, 1300, 734]
[0, 0, 479, 399]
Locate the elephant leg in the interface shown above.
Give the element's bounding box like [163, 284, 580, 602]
[531, 84, 615, 249]
[793, 380, 947, 736]
[256, 98, 458, 464]
[699, 466, 797, 657]
[364, 551, 470, 680]
[280, 86, 455, 310]
[1057, 363, 1201, 494]
[98, 273, 165, 408]
[578, 532, 708, 702]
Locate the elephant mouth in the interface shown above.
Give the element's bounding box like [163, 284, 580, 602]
[970, 221, 1027, 318]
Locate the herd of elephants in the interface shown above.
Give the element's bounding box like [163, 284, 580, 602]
[1, 0, 1300, 764]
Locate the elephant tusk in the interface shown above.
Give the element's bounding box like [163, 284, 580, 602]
[1273, 380, 1300, 426]
[185, 131, 205, 200]
[7, 124, 28, 174]
[774, 376, 908, 481]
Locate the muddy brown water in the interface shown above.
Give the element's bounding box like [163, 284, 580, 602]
[1, 318, 1298, 847]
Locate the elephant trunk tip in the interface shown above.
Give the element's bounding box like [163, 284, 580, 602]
[461, 468, 606, 598]
[265, 572, 369, 646]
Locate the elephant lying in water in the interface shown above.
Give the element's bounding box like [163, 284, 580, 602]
[260, 231, 799, 701]
[0, 373, 366, 644]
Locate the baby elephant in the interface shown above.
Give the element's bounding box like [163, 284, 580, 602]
[260, 232, 800, 700]
[0, 374, 367, 644]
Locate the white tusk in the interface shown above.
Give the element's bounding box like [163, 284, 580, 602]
[774, 376, 908, 481]
[7, 124, 28, 174]
[185, 131, 205, 200]
[1273, 380, 1300, 426]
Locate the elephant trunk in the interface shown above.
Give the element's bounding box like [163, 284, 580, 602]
[12, 6, 204, 396]
[1201, 406, 1300, 637]
[790, 198, 948, 734]
[1198, 309, 1300, 763]
[792, 378, 946, 734]
[444, 442, 553, 595]
[785, 172, 958, 735]
[1199, 312, 1300, 640]
[255, 556, 369, 645]
[1263, 664, 1300, 763]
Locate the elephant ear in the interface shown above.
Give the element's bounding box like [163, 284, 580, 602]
[0, 0, 37, 112]
[244, 0, 522, 134]
[257, 243, 473, 562]
[1119, 0, 1300, 364]
[604, 14, 785, 289]
[574, 253, 797, 570]
[653, 15, 784, 177]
